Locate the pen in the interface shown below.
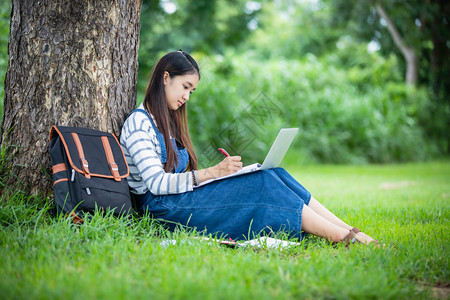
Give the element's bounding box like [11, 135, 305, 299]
[218, 148, 230, 157]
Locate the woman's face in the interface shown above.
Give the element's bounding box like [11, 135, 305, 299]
[164, 72, 199, 110]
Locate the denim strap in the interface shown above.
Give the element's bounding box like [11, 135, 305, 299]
[130, 108, 167, 164]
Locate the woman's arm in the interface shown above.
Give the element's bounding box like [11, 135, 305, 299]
[121, 111, 195, 195]
[197, 156, 243, 183]
[124, 128, 194, 195]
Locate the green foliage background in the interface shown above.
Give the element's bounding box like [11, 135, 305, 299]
[189, 51, 436, 167]
[0, 1, 10, 125]
[1, 0, 449, 165]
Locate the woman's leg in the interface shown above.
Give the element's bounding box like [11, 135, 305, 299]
[270, 168, 349, 229]
[308, 197, 377, 244]
[270, 169, 377, 244]
[301, 204, 350, 242]
[308, 197, 352, 230]
[269, 168, 356, 242]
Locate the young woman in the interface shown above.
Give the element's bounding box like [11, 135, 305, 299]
[120, 50, 379, 246]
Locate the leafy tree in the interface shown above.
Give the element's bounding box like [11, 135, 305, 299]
[140, 0, 256, 54]
[137, 0, 258, 99]
[329, 0, 449, 97]
[246, 0, 342, 59]
[327, 0, 449, 153]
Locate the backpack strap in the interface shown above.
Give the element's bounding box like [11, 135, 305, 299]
[101, 136, 121, 182]
[71, 132, 91, 179]
[51, 163, 68, 186]
[52, 163, 66, 174]
[67, 211, 84, 224]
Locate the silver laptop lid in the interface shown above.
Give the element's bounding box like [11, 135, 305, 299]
[261, 128, 299, 170]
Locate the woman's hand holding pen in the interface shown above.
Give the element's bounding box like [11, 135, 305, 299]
[197, 156, 242, 183]
[214, 156, 243, 176]
[214, 148, 242, 177]
[196, 148, 242, 183]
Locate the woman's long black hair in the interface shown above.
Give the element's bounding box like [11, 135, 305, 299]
[144, 51, 200, 172]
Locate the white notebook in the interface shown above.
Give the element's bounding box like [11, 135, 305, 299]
[195, 128, 298, 187]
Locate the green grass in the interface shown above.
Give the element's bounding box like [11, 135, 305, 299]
[1, 161, 449, 299]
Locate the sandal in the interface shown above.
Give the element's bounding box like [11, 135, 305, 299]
[332, 230, 360, 248]
[351, 227, 361, 234]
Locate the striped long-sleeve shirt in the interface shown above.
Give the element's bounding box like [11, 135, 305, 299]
[120, 104, 194, 195]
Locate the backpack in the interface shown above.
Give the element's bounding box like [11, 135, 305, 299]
[49, 126, 133, 223]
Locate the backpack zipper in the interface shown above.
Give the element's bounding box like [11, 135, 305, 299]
[71, 169, 91, 195]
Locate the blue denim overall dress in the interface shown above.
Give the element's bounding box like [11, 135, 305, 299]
[135, 112, 311, 241]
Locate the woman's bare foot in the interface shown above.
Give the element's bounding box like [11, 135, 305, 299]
[355, 232, 378, 245]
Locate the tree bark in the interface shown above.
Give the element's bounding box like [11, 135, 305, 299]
[1, 0, 142, 195]
[375, 2, 418, 86]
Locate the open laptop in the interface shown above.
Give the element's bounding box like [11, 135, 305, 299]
[195, 128, 299, 187]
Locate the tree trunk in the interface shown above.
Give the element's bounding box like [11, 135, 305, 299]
[1, 0, 142, 195]
[429, 0, 449, 99]
[375, 2, 418, 86]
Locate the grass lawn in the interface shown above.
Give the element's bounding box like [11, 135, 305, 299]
[0, 161, 449, 299]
